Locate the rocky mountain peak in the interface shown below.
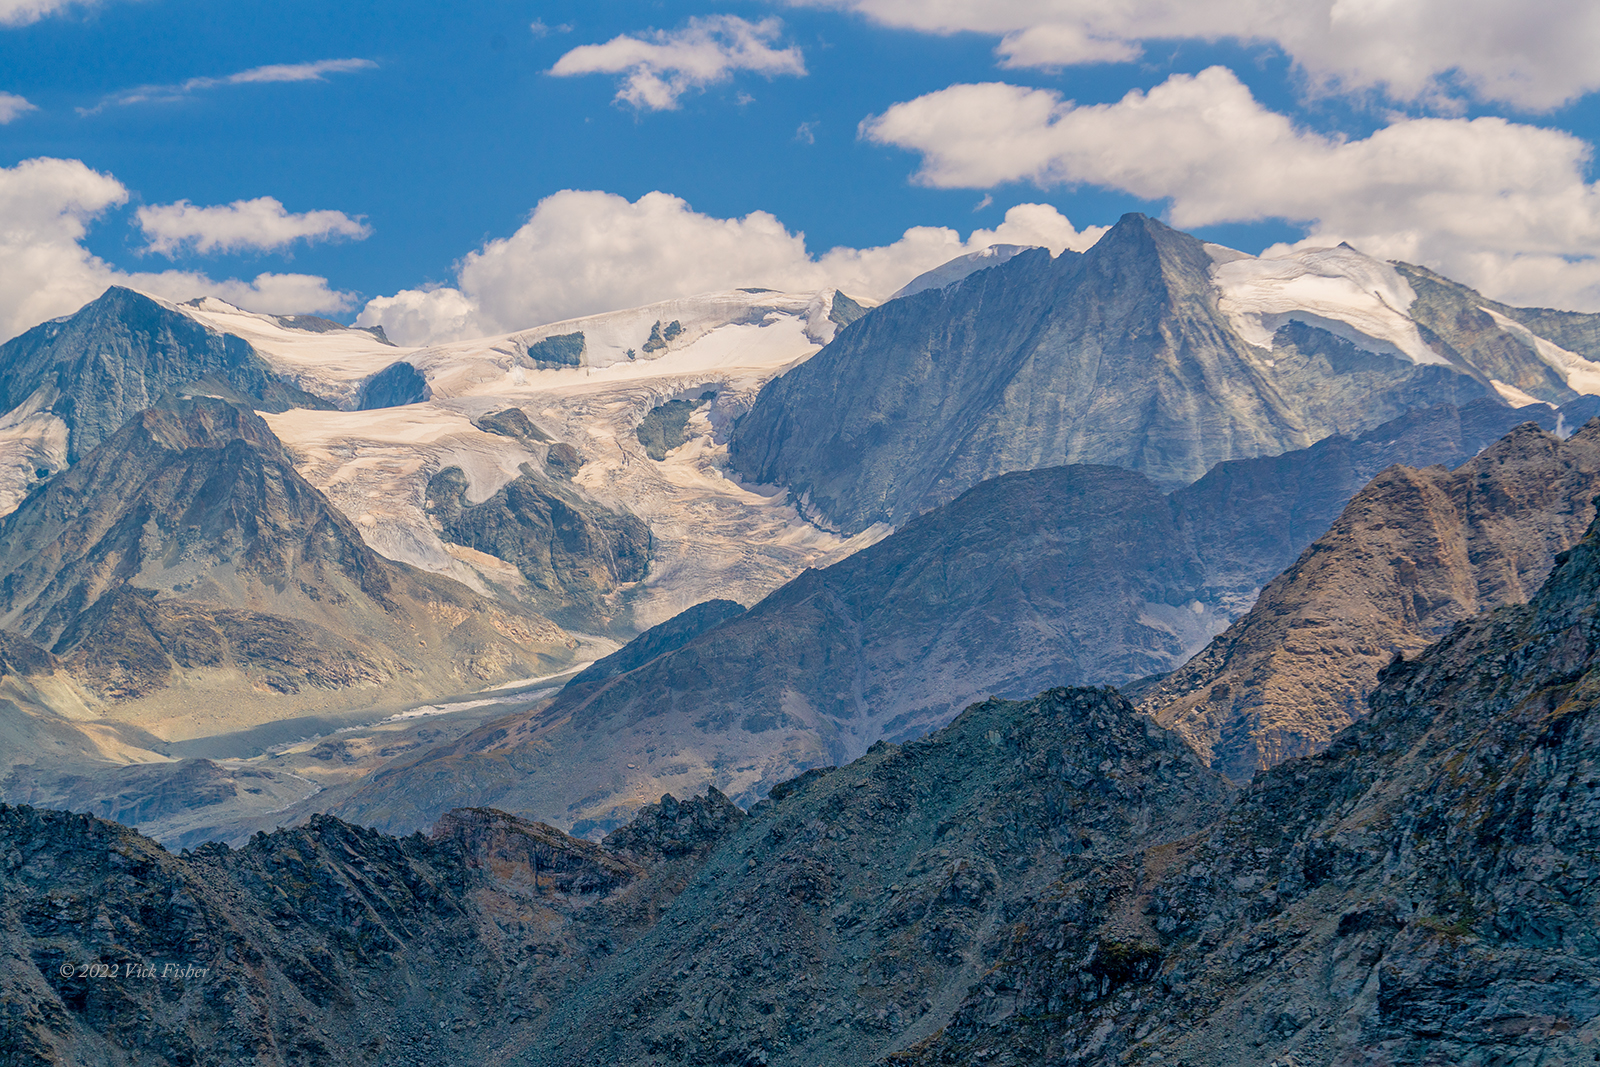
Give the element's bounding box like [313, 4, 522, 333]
[1142, 415, 1600, 782]
[0, 285, 328, 466]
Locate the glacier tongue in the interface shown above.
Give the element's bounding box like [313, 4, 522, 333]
[1208, 242, 1451, 366]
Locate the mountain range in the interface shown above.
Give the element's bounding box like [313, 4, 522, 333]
[326, 398, 1597, 837]
[3, 218, 1600, 868]
[6, 487, 1599, 1064]
[730, 214, 1600, 535]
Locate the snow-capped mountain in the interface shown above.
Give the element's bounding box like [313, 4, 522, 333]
[731, 213, 1600, 535]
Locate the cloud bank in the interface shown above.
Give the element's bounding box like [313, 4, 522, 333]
[137, 197, 371, 256]
[358, 191, 1102, 345]
[862, 67, 1600, 310]
[551, 16, 805, 110]
[0, 158, 355, 342]
[788, 0, 1600, 110]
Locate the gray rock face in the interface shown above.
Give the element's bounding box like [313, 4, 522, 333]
[355, 360, 429, 409]
[633, 398, 703, 460]
[1143, 418, 1600, 783]
[330, 399, 1565, 836]
[1399, 262, 1600, 402]
[730, 214, 1491, 534]
[0, 286, 329, 463]
[425, 463, 651, 629]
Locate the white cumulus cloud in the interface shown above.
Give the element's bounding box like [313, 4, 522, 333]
[0, 92, 35, 122]
[862, 67, 1600, 311]
[787, 0, 1600, 110]
[550, 15, 805, 110]
[358, 190, 1102, 345]
[137, 196, 371, 256]
[0, 157, 356, 343]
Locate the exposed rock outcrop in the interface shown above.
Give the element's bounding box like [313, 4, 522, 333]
[355, 360, 429, 409]
[424, 463, 651, 629]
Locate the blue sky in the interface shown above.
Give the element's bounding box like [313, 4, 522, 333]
[2, 0, 1600, 343]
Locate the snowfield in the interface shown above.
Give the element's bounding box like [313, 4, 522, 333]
[1207, 242, 1452, 367]
[237, 288, 885, 630]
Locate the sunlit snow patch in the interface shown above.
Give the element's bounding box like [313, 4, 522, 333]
[176, 297, 413, 409]
[0, 381, 68, 517]
[1207, 243, 1450, 367]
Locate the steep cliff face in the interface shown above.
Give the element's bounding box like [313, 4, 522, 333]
[1142, 419, 1600, 783]
[0, 394, 573, 734]
[330, 400, 1569, 836]
[730, 215, 1491, 534]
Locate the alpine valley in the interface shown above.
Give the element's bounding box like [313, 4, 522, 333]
[4, 215, 1600, 1065]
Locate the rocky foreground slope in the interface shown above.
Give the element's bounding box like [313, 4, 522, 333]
[7, 497, 1600, 1064]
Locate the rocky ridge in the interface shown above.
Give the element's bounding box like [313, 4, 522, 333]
[0, 393, 575, 748]
[731, 215, 1600, 537]
[1142, 417, 1600, 783]
[892, 474, 1600, 1067]
[729, 214, 1502, 535]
